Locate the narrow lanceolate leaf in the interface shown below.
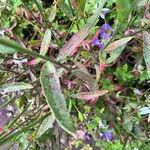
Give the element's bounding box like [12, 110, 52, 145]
[0, 82, 33, 93]
[105, 37, 133, 52]
[143, 31, 150, 78]
[105, 37, 133, 64]
[0, 43, 17, 54]
[36, 115, 55, 138]
[40, 61, 75, 134]
[72, 90, 108, 100]
[57, 0, 106, 62]
[36, 29, 51, 63]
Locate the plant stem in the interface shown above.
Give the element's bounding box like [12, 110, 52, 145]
[0, 38, 71, 71]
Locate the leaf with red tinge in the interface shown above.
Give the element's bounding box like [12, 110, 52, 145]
[72, 69, 98, 91]
[105, 37, 133, 52]
[57, 0, 106, 62]
[106, 37, 133, 64]
[72, 90, 108, 101]
[74, 61, 90, 75]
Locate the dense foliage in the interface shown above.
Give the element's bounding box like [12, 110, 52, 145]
[0, 0, 150, 149]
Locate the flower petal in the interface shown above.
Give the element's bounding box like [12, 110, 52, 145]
[101, 23, 111, 30]
[101, 130, 113, 141]
[91, 38, 100, 46]
[98, 43, 104, 49]
[100, 32, 110, 39]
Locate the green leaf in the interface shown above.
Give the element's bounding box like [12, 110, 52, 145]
[123, 114, 133, 132]
[57, 0, 73, 17]
[115, 64, 133, 84]
[76, 0, 87, 17]
[105, 37, 133, 52]
[80, 51, 91, 59]
[143, 31, 150, 78]
[140, 70, 149, 81]
[0, 38, 69, 70]
[106, 44, 126, 64]
[57, 0, 106, 62]
[106, 37, 133, 64]
[40, 61, 75, 135]
[36, 115, 55, 138]
[0, 43, 17, 54]
[36, 29, 51, 63]
[40, 29, 51, 56]
[117, 0, 131, 23]
[45, 4, 57, 23]
[9, 0, 22, 9]
[0, 82, 33, 93]
[78, 111, 84, 122]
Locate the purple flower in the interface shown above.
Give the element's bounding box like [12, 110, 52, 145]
[101, 130, 113, 141]
[99, 23, 111, 40]
[91, 38, 100, 46]
[100, 32, 110, 39]
[91, 38, 104, 49]
[84, 133, 91, 141]
[98, 42, 104, 49]
[101, 23, 111, 30]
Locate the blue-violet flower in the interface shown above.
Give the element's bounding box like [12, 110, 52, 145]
[91, 38, 104, 49]
[101, 130, 113, 141]
[98, 42, 104, 49]
[99, 23, 111, 39]
[91, 38, 100, 46]
[101, 23, 111, 30]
